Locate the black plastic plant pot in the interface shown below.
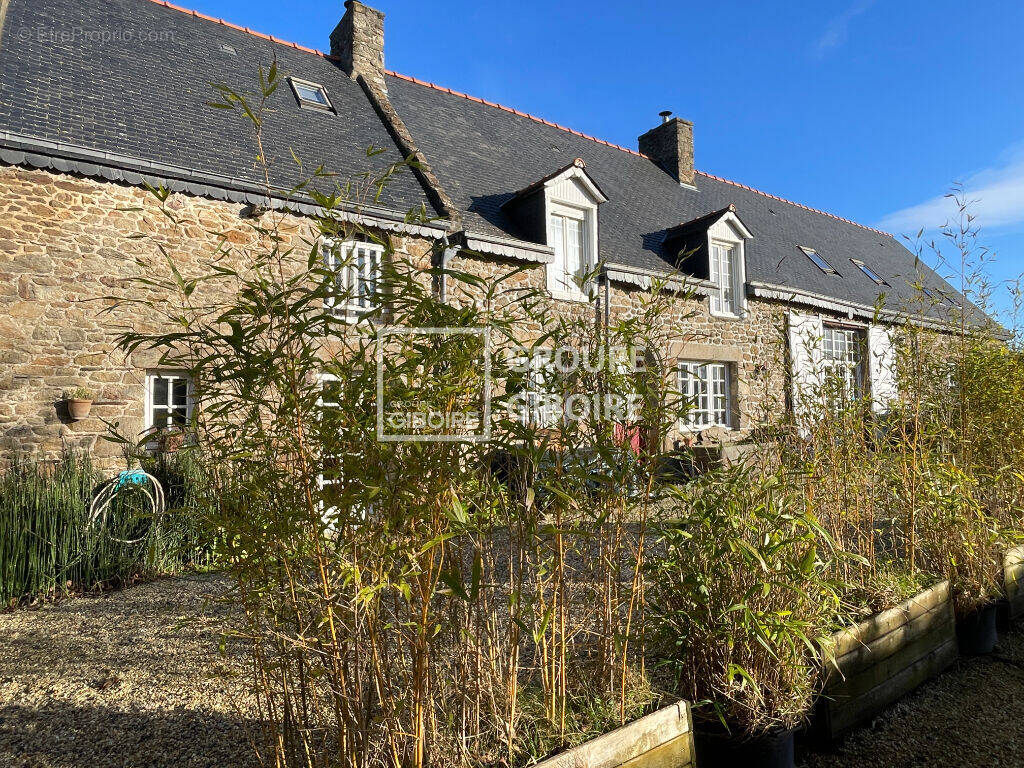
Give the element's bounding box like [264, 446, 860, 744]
[694, 725, 795, 768]
[957, 602, 998, 656]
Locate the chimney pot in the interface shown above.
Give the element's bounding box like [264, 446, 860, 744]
[639, 115, 695, 187]
[330, 1, 387, 93]
[659, 110, 672, 124]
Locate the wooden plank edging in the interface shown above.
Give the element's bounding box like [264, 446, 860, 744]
[1005, 545, 1024, 621]
[828, 580, 950, 659]
[816, 579, 956, 741]
[532, 700, 694, 768]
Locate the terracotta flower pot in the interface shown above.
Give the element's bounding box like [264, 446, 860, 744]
[67, 398, 93, 420]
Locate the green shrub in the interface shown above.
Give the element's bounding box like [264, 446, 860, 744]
[647, 464, 849, 737]
[0, 453, 211, 606]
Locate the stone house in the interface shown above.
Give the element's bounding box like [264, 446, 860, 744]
[0, 0, 967, 464]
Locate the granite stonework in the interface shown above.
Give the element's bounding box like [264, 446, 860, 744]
[0, 162, 814, 465]
[0, 164, 434, 464]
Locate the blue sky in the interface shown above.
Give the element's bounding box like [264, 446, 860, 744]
[187, 0, 1023, 315]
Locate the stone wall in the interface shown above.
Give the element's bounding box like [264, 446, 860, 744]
[0, 164, 433, 465]
[0, 163, 796, 465]
[446, 249, 791, 448]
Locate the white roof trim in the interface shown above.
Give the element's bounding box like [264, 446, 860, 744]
[748, 280, 963, 331]
[463, 231, 555, 263]
[603, 262, 714, 296]
[710, 209, 754, 240]
[542, 163, 609, 204]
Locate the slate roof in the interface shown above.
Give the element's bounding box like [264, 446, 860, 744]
[384, 73, 964, 318]
[0, 0, 978, 322]
[0, 0, 432, 215]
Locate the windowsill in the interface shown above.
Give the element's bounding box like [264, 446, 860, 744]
[326, 305, 381, 324]
[548, 289, 595, 304]
[677, 424, 736, 434]
[709, 307, 745, 321]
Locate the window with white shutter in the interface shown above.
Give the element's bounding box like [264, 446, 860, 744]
[867, 324, 899, 413]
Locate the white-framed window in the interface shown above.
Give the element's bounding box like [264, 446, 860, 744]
[709, 240, 742, 317]
[513, 350, 561, 428]
[317, 374, 345, 519]
[145, 371, 191, 431]
[288, 77, 334, 111]
[547, 204, 592, 300]
[324, 238, 383, 318]
[822, 324, 866, 402]
[678, 361, 731, 429]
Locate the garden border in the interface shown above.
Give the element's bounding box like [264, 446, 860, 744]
[813, 580, 957, 742]
[1004, 545, 1024, 623]
[531, 700, 694, 768]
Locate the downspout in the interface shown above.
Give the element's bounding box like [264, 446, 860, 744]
[438, 236, 457, 304]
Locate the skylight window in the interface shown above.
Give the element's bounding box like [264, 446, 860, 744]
[851, 259, 888, 286]
[799, 246, 838, 275]
[288, 77, 333, 111]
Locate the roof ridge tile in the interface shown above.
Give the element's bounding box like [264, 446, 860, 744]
[384, 69, 892, 238]
[145, 0, 335, 59]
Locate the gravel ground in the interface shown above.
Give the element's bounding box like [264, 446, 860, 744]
[798, 622, 1024, 768]
[0, 575, 258, 768]
[2, 576, 1023, 768]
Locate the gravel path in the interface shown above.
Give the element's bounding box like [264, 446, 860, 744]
[798, 622, 1024, 768]
[2, 576, 1023, 768]
[0, 575, 258, 768]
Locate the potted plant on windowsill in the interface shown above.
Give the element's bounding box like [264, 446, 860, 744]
[62, 387, 95, 421]
[648, 465, 849, 768]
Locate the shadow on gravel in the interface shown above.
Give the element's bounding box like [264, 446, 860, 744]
[0, 701, 261, 768]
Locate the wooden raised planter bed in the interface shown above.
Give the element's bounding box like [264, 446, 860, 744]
[1004, 545, 1024, 623]
[534, 700, 695, 768]
[814, 580, 957, 741]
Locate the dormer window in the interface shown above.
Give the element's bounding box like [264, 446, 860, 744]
[289, 77, 334, 112]
[662, 205, 752, 320]
[709, 240, 740, 316]
[548, 204, 591, 300]
[501, 159, 607, 303]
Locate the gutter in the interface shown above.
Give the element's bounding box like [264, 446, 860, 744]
[603, 262, 714, 297]
[0, 130, 449, 239]
[747, 280, 977, 333]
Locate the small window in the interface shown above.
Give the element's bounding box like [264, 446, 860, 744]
[514, 349, 561, 428]
[799, 246, 838, 275]
[289, 77, 333, 111]
[709, 241, 742, 317]
[678, 361, 731, 429]
[145, 372, 191, 431]
[324, 239, 383, 318]
[851, 259, 888, 286]
[548, 206, 592, 300]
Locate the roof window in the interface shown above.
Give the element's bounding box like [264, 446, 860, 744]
[288, 77, 333, 112]
[799, 246, 838, 275]
[851, 259, 888, 286]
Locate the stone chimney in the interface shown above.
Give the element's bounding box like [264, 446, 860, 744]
[638, 111, 695, 187]
[330, 1, 387, 94]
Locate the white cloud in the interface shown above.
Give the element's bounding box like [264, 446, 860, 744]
[812, 0, 877, 57]
[879, 146, 1024, 235]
